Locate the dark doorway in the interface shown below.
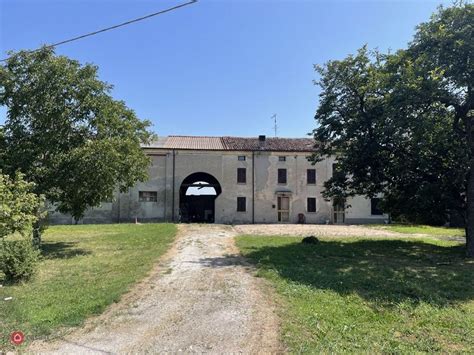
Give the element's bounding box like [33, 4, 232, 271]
[179, 172, 222, 223]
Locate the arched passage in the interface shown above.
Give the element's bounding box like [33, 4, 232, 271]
[179, 172, 222, 223]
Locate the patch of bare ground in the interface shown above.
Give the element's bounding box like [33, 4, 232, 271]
[234, 223, 406, 237]
[234, 224, 466, 242]
[29, 224, 282, 354]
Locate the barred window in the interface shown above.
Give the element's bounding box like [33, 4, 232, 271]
[278, 169, 287, 184]
[307, 169, 316, 184]
[237, 168, 247, 184]
[307, 197, 316, 213]
[139, 191, 157, 202]
[237, 197, 246, 212]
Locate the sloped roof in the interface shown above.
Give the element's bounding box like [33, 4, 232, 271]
[164, 136, 226, 150]
[145, 135, 315, 152]
[222, 136, 315, 152]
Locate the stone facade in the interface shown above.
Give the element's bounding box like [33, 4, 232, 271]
[48, 136, 388, 225]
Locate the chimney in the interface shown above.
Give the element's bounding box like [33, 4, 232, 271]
[258, 135, 266, 150]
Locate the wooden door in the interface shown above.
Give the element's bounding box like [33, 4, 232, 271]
[333, 202, 345, 224]
[278, 196, 290, 222]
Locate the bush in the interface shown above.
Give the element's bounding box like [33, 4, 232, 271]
[0, 238, 40, 283]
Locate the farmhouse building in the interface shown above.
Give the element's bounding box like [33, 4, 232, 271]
[49, 135, 387, 225]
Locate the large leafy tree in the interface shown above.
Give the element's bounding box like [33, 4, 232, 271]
[311, 3, 473, 256]
[0, 48, 153, 221]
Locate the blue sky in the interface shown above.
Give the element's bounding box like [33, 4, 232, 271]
[0, 0, 449, 138]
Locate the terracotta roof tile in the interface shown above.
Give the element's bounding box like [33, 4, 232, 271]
[222, 136, 315, 152]
[163, 136, 226, 150]
[145, 136, 315, 152]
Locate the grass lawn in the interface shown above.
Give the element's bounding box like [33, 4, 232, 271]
[370, 224, 465, 237]
[237, 235, 474, 353]
[0, 223, 176, 349]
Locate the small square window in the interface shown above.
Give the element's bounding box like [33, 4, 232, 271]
[307, 169, 316, 184]
[307, 197, 317, 213]
[237, 168, 247, 184]
[279, 156, 286, 162]
[371, 198, 383, 215]
[238, 156, 246, 161]
[237, 197, 246, 212]
[139, 191, 157, 202]
[278, 169, 287, 184]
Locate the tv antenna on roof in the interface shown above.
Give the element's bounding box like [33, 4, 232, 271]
[271, 114, 277, 137]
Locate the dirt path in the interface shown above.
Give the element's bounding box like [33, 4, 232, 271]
[30, 224, 281, 354]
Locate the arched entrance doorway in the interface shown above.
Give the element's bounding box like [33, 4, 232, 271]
[179, 172, 222, 223]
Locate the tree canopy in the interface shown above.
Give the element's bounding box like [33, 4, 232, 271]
[311, 3, 473, 256]
[0, 48, 153, 221]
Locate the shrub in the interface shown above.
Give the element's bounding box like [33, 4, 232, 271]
[0, 238, 41, 283]
[0, 173, 44, 239]
[0, 172, 44, 282]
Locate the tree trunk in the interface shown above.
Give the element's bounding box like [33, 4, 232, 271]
[32, 221, 41, 248]
[466, 157, 474, 257]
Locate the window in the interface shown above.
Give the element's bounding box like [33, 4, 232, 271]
[371, 198, 383, 215]
[238, 155, 246, 161]
[307, 169, 316, 184]
[237, 197, 246, 212]
[139, 191, 157, 202]
[278, 168, 287, 184]
[237, 168, 247, 184]
[307, 197, 317, 213]
[278, 156, 286, 162]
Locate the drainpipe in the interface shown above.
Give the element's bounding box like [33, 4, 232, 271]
[252, 150, 255, 224]
[164, 153, 167, 221]
[172, 149, 176, 222]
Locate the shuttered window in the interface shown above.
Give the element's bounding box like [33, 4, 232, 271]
[307, 197, 316, 213]
[278, 169, 287, 184]
[237, 197, 246, 212]
[307, 169, 316, 184]
[237, 168, 247, 184]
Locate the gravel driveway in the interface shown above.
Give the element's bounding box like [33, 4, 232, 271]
[30, 224, 281, 354]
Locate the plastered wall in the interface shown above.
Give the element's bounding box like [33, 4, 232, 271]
[48, 148, 387, 224]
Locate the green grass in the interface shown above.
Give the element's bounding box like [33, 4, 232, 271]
[0, 223, 176, 349]
[370, 224, 465, 237]
[237, 235, 474, 353]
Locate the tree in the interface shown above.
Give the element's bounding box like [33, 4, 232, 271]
[405, 3, 473, 254]
[311, 3, 473, 256]
[0, 48, 153, 222]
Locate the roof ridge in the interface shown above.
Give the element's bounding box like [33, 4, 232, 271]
[167, 135, 313, 140]
[168, 135, 223, 138]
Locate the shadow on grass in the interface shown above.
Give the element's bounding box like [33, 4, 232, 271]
[41, 241, 91, 259]
[241, 239, 473, 307]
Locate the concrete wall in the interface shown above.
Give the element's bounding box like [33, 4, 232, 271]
[345, 195, 389, 224]
[48, 148, 385, 225]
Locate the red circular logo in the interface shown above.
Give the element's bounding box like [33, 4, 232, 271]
[10, 331, 25, 345]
